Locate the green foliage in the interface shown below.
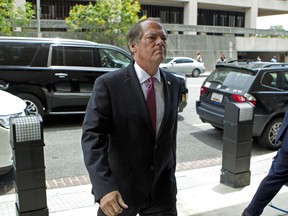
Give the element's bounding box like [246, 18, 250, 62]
[65, 0, 145, 46]
[270, 25, 288, 38]
[0, 0, 13, 33]
[270, 25, 284, 31]
[0, 0, 34, 35]
[257, 25, 288, 39]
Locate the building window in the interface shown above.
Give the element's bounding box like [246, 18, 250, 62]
[27, 0, 93, 20]
[198, 9, 245, 28]
[140, 5, 183, 24]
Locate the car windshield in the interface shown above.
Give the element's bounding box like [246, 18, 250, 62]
[207, 67, 255, 92]
[162, 58, 174, 63]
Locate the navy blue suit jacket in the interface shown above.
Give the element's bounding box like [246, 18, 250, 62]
[81, 63, 181, 206]
[275, 109, 288, 152]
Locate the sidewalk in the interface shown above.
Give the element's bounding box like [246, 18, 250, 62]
[2, 151, 288, 216]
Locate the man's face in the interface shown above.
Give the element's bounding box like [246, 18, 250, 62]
[131, 20, 167, 67]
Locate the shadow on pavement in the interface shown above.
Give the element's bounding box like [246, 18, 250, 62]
[43, 114, 85, 129]
[0, 169, 14, 195]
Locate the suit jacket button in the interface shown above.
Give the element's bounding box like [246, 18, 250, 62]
[150, 166, 154, 171]
[154, 145, 158, 149]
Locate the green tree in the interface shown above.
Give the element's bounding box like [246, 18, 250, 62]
[271, 25, 288, 38]
[0, 0, 34, 34]
[270, 25, 284, 31]
[65, 0, 145, 46]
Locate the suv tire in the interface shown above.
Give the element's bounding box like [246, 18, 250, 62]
[17, 93, 44, 117]
[257, 117, 282, 150]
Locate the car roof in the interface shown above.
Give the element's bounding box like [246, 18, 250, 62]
[215, 63, 288, 74]
[0, 36, 129, 50]
[215, 64, 257, 74]
[226, 60, 288, 69]
[0, 36, 98, 45]
[0, 36, 130, 54]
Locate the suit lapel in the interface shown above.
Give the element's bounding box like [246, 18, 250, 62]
[123, 65, 174, 138]
[125, 64, 155, 136]
[157, 70, 172, 138]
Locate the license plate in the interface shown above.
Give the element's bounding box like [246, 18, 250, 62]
[211, 92, 223, 103]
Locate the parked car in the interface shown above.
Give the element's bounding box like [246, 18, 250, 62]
[0, 90, 27, 175]
[0, 37, 188, 117]
[160, 57, 206, 77]
[196, 64, 288, 150]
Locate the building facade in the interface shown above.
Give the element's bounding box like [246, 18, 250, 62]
[14, 0, 288, 70]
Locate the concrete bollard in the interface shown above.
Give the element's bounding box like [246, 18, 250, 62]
[10, 115, 48, 216]
[220, 102, 254, 188]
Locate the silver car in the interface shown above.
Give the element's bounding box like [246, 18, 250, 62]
[160, 57, 206, 77]
[0, 90, 27, 175]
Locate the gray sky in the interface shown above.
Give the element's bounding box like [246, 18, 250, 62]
[257, 14, 288, 30]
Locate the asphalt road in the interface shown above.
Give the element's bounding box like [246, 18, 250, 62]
[40, 76, 273, 180]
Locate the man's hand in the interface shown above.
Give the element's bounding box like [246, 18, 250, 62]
[100, 190, 128, 216]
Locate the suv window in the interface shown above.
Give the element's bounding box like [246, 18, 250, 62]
[99, 48, 131, 68]
[261, 72, 279, 88]
[52, 46, 94, 67]
[206, 67, 254, 92]
[0, 44, 40, 66]
[284, 72, 288, 90]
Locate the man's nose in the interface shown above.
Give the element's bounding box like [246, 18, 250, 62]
[156, 38, 166, 46]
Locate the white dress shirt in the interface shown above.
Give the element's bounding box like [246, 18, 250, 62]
[134, 62, 165, 135]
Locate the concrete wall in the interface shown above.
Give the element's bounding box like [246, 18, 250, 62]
[236, 37, 288, 52]
[166, 35, 288, 71]
[167, 35, 237, 71]
[163, 24, 288, 70]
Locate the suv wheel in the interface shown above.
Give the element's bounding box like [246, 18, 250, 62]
[257, 118, 282, 150]
[192, 69, 200, 77]
[17, 94, 44, 117]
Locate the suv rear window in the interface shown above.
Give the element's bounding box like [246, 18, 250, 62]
[207, 67, 255, 93]
[0, 44, 40, 66]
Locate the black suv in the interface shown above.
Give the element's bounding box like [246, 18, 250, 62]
[0, 37, 188, 117]
[196, 64, 288, 150]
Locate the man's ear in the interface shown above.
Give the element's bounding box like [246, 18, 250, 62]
[129, 44, 136, 53]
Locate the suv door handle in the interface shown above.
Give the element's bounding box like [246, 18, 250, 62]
[55, 73, 68, 78]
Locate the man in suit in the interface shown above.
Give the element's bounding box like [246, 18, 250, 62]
[81, 18, 181, 216]
[242, 109, 288, 216]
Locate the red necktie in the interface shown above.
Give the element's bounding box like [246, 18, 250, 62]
[147, 77, 156, 134]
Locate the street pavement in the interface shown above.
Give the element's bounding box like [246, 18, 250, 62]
[2, 151, 288, 216]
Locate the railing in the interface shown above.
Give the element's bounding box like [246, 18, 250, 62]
[19, 20, 288, 38]
[163, 24, 288, 37]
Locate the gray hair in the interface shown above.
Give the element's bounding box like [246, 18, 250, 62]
[126, 18, 166, 55]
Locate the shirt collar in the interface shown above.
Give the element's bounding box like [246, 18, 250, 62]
[134, 62, 161, 84]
